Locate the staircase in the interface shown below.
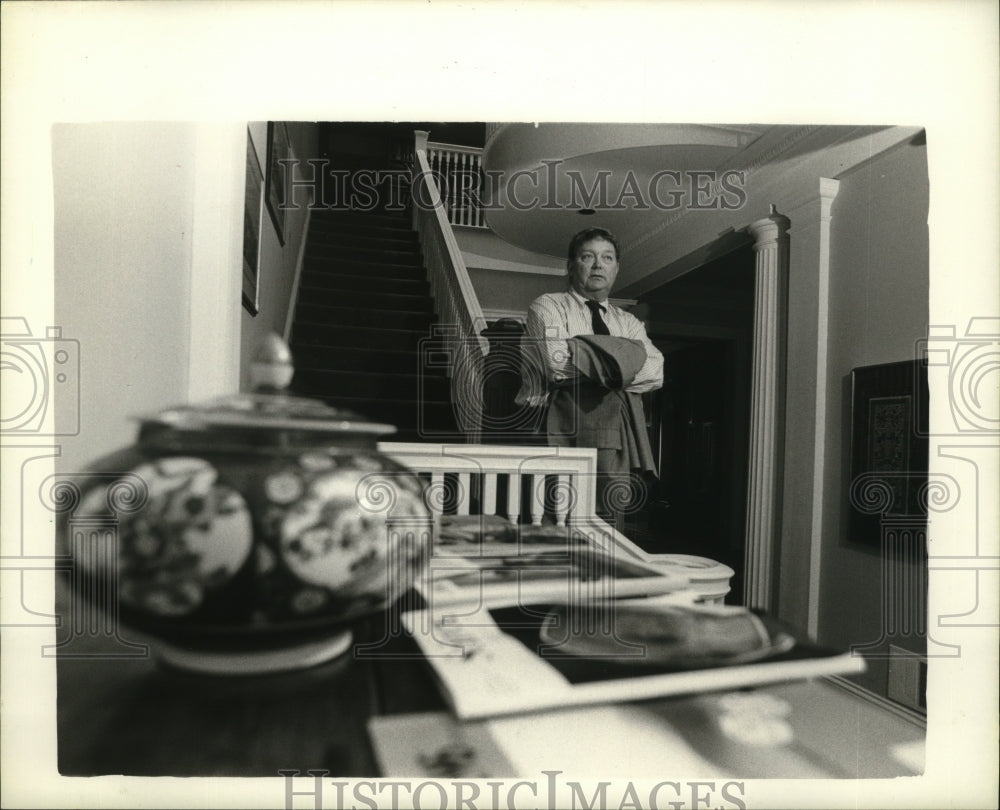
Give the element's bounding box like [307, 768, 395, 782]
[289, 205, 460, 441]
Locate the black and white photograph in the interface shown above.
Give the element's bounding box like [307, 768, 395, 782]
[1, 2, 997, 809]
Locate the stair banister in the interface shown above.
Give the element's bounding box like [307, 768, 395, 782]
[424, 140, 488, 229]
[412, 130, 488, 442]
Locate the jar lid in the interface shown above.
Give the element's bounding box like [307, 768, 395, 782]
[144, 392, 396, 436]
[138, 333, 396, 440]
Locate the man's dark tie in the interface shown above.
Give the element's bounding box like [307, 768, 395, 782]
[585, 299, 611, 335]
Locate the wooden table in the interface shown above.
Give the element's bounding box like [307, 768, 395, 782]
[56, 587, 442, 776]
[56, 581, 924, 779]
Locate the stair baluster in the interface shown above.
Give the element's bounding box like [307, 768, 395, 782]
[412, 131, 488, 442]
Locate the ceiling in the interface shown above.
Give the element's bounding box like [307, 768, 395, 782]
[481, 123, 772, 259]
[479, 123, 921, 295]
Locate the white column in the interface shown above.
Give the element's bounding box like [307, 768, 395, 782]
[806, 178, 841, 635]
[744, 205, 791, 611]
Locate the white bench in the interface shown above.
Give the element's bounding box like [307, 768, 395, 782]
[379, 442, 735, 603]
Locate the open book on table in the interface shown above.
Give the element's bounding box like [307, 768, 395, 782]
[402, 593, 863, 721]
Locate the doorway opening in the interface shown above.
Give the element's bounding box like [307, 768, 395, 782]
[627, 243, 755, 605]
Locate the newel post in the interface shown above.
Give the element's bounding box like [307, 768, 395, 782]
[411, 130, 430, 230]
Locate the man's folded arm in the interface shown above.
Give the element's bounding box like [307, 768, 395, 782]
[515, 300, 579, 407]
[621, 315, 664, 393]
[524, 300, 578, 385]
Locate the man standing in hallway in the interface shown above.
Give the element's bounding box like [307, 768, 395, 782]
[516, 227, 664, 523]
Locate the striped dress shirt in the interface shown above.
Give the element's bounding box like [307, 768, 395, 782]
[515, 289, 664, 407]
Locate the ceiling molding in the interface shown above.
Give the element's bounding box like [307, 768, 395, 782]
[623, 125, 822, 259]
[474, 124, 924, 298]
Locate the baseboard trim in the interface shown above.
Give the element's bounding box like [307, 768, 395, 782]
[824, 675, 927, 729]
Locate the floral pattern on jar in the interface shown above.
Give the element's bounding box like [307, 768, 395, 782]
[279, 469, 387, 593]
[76, 457, 253, 617]
[277, 461, 430, 606]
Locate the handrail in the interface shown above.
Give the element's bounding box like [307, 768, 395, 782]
[426, 140, 483, 156]
[425, 140, 488, 229]
[484, 122, 505, 147]
[412, 130, 489, 442]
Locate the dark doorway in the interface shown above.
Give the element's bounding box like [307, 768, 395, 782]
[647, 338, 748, 604]
[628, 243, 756, 605]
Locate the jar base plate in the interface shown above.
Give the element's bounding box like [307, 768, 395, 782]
[154, 630, 354, 675]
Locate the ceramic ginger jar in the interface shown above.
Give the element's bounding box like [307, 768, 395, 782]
[58, 335, 432, 674]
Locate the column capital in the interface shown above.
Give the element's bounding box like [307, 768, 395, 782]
[819, 177, 841, 222]
[414, 130, 430, 151]
[777, 176, 842, 222]
[747, 204, 791, 249]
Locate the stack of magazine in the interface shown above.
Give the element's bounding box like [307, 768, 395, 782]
[413, 514, 688, 608]
[406, 515, 862, 720]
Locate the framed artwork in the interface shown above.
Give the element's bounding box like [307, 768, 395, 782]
[265, 121, 291, 246]
[242, 129, 263, 315]
[847, 359, 929, 547]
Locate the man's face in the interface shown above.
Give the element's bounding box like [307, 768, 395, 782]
[568, 237, 619, 301]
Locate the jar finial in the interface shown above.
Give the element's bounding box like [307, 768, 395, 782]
[250, 333, 294, 393]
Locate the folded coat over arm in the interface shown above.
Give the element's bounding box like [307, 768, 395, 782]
[546, 335, 657, 476]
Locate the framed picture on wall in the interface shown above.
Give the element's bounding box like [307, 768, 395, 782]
[847, 359, 929, 548]
[265, 121, 290, 246]
[242, 129, 263, 316]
